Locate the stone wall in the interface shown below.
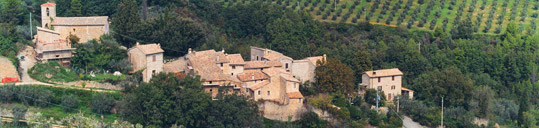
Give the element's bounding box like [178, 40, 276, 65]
[54, 25, 106, 43]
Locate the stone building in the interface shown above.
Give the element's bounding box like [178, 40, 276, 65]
[40, 2, 109, 43]
[34, 27, 75, 66]
[360, 68, 414, 100]
[163, 48, 310, 104]
[127, 43, 164, 82]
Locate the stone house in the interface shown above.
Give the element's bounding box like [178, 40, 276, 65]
[163, 48, 308, 104]
[40, 2, 109, 43]
[127, 43, 164, 82]
[360, 68, 414, 100]
[34, 27, 75, 66]
[250, 46, 326, 82]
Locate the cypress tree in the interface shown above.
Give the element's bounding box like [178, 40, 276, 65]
[112, 0, 141, 47]
[70, 0, 82, 16]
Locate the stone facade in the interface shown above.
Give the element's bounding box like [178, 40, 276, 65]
[40, 2, 109, 43]
[361, 68, 414, 100]
[35, 27, 74, 66]
[127, 43, 164, 82]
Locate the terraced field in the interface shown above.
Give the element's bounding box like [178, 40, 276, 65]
[219, 0, 539, 34]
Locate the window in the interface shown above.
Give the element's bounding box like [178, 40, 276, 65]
[55, 55, 60, 58]
[45, 23, 48, 28]
[285, 63, 289, 68]
[298, 99, 302, 103]
[392, 76, 395, 81]
[232, 66, 236, 69]
[246, 89, 249, 92]
[220, 63, 223, 67]
[377, 86, 382, 90]
[378, 77, 381, 82]
[152, 55, 156, 62]
[209, 81, 212, 84]
[294, 83, 297, 88]
[152, 70, 156, 75]
[231, 73, 234, 75]
[46, 8, 49, 16]
[210, 89, 213, 94]
[391, 85, 395, 90]
[257, 56, 259, 60]
[258, 90, 260, 95]
[73, 28, 76, 32]
[267, 91, 270, 95]
[255, 80, 257, 83]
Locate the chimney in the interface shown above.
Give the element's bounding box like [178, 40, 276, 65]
[323, 54, 327, 61]
[217, 56, 220, 62]
[251, 74, 254, 80]
[188, 48, 192, 54]
[373, 71, 377, 75]
[222, 48, 225, 53]
[136, 42, 140, 46]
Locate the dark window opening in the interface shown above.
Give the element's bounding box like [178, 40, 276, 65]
[55, 55, 59, 58]
[378, 77, 381, 82]
[392, 76, 395, 81]
[232, 66, 236, 69]
[46, 8, 50, 16]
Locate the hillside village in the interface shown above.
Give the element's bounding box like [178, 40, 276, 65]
[1, 0, 539, 127]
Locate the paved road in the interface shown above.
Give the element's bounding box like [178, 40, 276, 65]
[403, 116, 424, 128]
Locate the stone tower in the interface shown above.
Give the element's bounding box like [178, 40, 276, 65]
[40, 2, 56, 29]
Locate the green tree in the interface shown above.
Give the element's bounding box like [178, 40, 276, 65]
[451, 19, 474, 39]
[518, 83, 530, 127]
[364, 89, 386, 107]
[91, 93, 114, 114]
[297, 112, 329, 128]
[61, 94, 79, 112]
[411, 67, 473, 107]
[352, 48, 372, 83]
[112, 0, 141, 47]
[314, 58, 355, 95]
[136, 14, 204, 57]
[12, 105, 27, 124]
[206, 93, 263, 127]
[118, 73, 212, 127]
[70, 0, 82, 16]
[1, 0, 24, 24]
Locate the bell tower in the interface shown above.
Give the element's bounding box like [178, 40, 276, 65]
[40, 2, 56, 29]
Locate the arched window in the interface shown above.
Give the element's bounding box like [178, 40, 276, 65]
[46, 8, 50, 16]
[45, 23, 48, 28]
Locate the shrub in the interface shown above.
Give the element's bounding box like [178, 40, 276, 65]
[12, 105, 27, 124]
[29, 61, 80, 83]
[307, 94, 331, 110]
[332, 15, 337, 20]
[61, 94, 80, 112]
[91, 93, 115, 114]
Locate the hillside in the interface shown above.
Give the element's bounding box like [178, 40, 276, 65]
[219, 0, 539, 34]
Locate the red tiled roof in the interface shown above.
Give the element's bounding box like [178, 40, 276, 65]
[41, 2, 56, 7]
[287, 91, 304, 99]
[364, 68, 403, 77]
[130, 43, 164, 55]
[280, 75, 300, 82]
[228, 54, 245, 65]
[51, 16, 108, 26]
[247, 81, 270, 90]
[237, 72, 268, 82]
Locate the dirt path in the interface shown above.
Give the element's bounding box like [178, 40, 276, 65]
[403, 116, 425, 128]
[0, 56, 19, 80]
[12, 46, 115, 93]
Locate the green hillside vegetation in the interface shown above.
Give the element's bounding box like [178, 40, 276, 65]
[219, 0, 539, 34]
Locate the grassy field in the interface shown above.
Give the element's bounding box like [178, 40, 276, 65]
[219, 0, 539, 34]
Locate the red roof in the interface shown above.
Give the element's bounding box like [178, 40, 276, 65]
[41, 2, 56, 7]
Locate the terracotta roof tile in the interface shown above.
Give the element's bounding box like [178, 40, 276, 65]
[228, 54, 245, 65]
[163, 58, 187, 73]
[244, 61, 271, 69]
[51, 16, 108, 26]
[237, 72, 268, 82]
[247, 80, 270, 90]
[304, 56, 326, 66]
[41, 2, 56, 7]
[130, 43, 164, 55]
[287, 91, 304, 99]
[364, 68, 403, 77]
[280, 74, 300, 82]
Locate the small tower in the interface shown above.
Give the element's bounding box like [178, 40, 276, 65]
[40, 2, 56, 29]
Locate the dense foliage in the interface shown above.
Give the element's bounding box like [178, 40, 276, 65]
[29, 61, 80, 83]
[118, 73, 263, 127]
[71, 35, 130, 73]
